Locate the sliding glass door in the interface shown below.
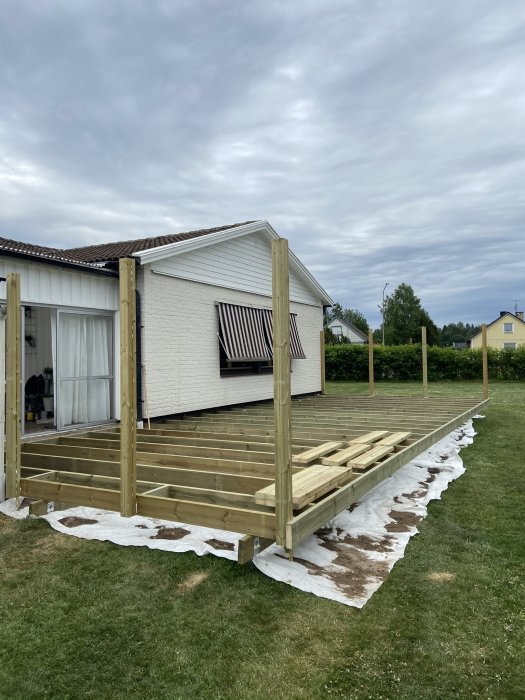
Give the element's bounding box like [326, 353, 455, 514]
[56, 311, 114, 428]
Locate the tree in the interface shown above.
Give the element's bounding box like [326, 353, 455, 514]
[439, 322, 481, 347]
[325, 302, 369, 335]
[383, 283, 438, 345]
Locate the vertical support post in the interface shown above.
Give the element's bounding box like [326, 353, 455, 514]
[0, 306, 5, 500]
[421, 326, 428, 398]
[368, 329, 375, 396]
[319, 329, 326, 395]
[482, 323, 489, 400]
[5, 273, 21, 502]
[119, 258, 137, 517]
[272, 239, 292, 550]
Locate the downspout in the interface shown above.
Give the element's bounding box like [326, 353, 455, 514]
[135, 288, 143, 422]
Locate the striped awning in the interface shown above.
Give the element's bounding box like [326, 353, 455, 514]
[218, 302, 306, 361]
[261, 310, 306, 360]
[218, 303, 272, 362]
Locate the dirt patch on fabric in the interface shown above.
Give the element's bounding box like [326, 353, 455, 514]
[427, 571, 456, 582]
[135, 524, 150, 529]
[150, 526, 190, 540]
[58, 517, 99, 528]
[402, 487, 428, 500]
[177, 571, 209, 593]
[278, 540, 391, 598]
[385, 510, 422, 532]
[425, 474, 436, 484]
[336, 534, 394, 553]
[205, 538, 235, 551]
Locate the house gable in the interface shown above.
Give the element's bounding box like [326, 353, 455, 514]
[147, 229, 325, 306]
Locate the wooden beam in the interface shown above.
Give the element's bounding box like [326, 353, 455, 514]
[119, 258, 137, 516]
[272, 238, 292, 548]
[237, 535, 274, 564]
[5, 273, 21, 502]
[320, 329, 326, 394]
[482, 323, 489, 400]
[368, 329, 374, 396]
[421, 326, 428, 398]
[285, 398, 490, 549]
[136, 493, 275, 538]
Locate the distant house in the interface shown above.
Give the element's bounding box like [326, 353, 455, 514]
[451, 342, 468, 350]
[469, 311, 525, 349]
[324, 316, 368, 344]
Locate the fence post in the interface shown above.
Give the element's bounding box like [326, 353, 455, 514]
[421, 326, 428, 398]
[272, 239, 293, 551]
[119, 258, 137, 517]
[368, 329, 375, 396]
[482, 323, 489, 400]
[5, 273, 21, 503]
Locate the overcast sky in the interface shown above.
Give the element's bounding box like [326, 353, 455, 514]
[1, 0, 524, 327]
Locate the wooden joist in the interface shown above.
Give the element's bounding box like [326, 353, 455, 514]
[293, 441, 344, 465]
[255, 463, 353, 510]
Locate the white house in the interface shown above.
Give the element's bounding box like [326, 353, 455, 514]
[0, 221, 332, 436]
[68, 220, 333, 419]
[325, 316, 368, 343]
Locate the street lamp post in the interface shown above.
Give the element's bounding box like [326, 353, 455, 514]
[382, 282, 389, 346]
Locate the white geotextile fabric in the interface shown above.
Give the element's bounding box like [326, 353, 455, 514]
[0, 418, 481, 608]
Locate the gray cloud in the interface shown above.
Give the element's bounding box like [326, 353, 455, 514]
[1, 0, 524, 326]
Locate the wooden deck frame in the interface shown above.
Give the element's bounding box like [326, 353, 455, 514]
[19, 394, 489, 558]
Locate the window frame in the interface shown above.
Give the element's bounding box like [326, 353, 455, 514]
[503, 322, 514, 333]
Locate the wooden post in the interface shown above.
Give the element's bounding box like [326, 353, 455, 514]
[421, 326, 428, 398]
[482, 323, 489, 400]
[5, 273, 21, 502]
[320, 329, 326, 395]
[119, 258, 137, 516]
[368, 329, 375, 396]
[272, 239, 292, 549]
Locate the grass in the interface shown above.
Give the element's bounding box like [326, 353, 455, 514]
[1, 381, 524, 699]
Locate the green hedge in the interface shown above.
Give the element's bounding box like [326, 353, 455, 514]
[325, 343, 525, 381]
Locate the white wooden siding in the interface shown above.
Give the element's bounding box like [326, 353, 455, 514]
[151, 233, 320, 306]
[0, 258, 119, 310]
[139, 268, 323, 418]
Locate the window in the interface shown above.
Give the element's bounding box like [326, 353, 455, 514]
[217, 302, 305, 376]
[503, 322, 514, 333]
[503, 342, 517, 349]
[331, 325, 343, 336]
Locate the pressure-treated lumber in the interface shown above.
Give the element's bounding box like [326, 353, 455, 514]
[482, 323, 489, 400]
[377, 431, 412, 446]
[368, 329, 374, 396]
[5, 273, 21, 501]
[237, 535, 274, 565]
[255, 464, 352, 510]
[285, 398, 490, 549]
[349, 430, 389, 444]
[272, 238, 292, 547]
[119, 258, 137, 516]
[422, 326, 428, 398]
[348, 444, 394, 471]
[321, 443, 371, 466]
[293, 441, 344, 465]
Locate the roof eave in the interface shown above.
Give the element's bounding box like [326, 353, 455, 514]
[133, 220, 334, 306]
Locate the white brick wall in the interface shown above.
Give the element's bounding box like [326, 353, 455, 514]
[139, 268, 323, 417]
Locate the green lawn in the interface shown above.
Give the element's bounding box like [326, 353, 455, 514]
[1, 382, 524, 700]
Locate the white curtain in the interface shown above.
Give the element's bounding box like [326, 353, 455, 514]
[58, 313, 112, 427]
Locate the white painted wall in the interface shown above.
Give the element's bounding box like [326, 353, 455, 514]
[0, 258, 119, 310]
[139, 267, 324, 417]
[151, 232, 321, 306]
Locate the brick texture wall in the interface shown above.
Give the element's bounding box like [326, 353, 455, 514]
[139, 268, 323, 418]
